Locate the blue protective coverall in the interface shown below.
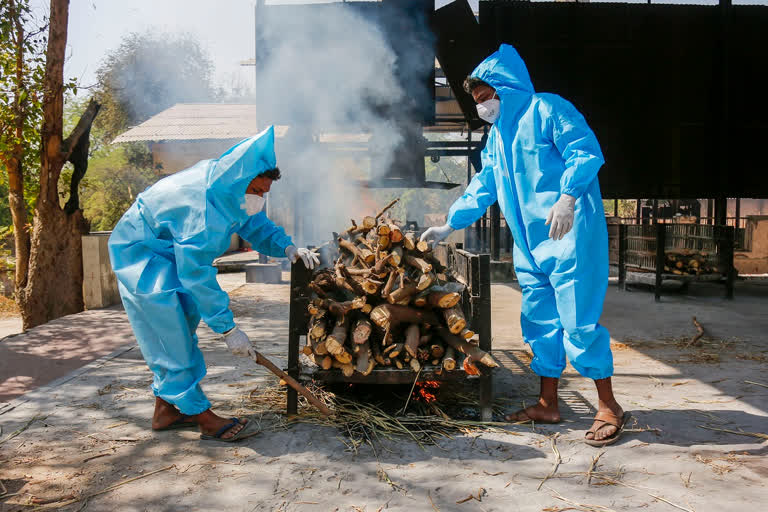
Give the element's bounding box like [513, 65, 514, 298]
[448, 45, 612, 380]
[108, 126, 293, 414]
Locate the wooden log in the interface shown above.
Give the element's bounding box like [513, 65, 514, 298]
[416, 272, 435, 291]
[389, 246, 403, 266]
[352, 318, 372, 345]
[403, 232, 416, 251]
[355, 235, 374, 252]
[360, 278, 383, 295]
[412, 290, 429, 308]
[311, 337, 328, 356]
[404, 324, 421, 358]
[405, 254, 432, 273]
[463, 357, 481, 376]
[442, 345, 456, 371]
[378, 234, 391, 250]
[355, 339, 374, 375]
[333, 347, 353, 365]
[361, 303, 372, 314]
[436, 326, 498, 368]
[346, 267, 373, 277]
[409, 358, 421, 372]
[302, 345, 313, 356]
[359, 247, 376, 265]
[430, 343, 445, 359]
[381, 270, 398, 299]
[384, 342, 404, 358]
[309, 316, 327, 339]
[377, 223, 391, 236]
[332, 359, 355, 377]
[371, 337, 385, 365]
[443, 306, 467, 335]
[387, 284, 419, 305]
[389, 224, 403, 243]
[416, 239, 431, 253]
[369, 304, 439, 331]
[320, 355, 333, 370]
[372, 254, 392, 276]
[427, 290, 461, 309]
[338, 265, 367, 296]
[325, 317, 349, 356]
[460, 328, 475, 340]
[338, 238, 369, 269]
[394, 359, 404, 370]
[362, 216, 377, 230]
[318, 297, 366, 318]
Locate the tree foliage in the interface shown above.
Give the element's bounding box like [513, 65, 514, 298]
[94, 31, 216, 141]
[0, 0, 46, 221]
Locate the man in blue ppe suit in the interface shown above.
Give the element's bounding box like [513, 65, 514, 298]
[421, 45, 628, 446]
[109, 126, 318, 442]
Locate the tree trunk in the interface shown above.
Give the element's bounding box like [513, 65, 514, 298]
[5, 0, 31, 292]
[17, 0, 100, 330]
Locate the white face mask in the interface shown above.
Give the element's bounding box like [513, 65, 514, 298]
[244, 194, 266, 215]
[476, 94, 500, 124]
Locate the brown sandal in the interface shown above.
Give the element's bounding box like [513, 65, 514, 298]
[584, 411, 631, 447]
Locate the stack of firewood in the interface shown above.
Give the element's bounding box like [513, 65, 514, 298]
[664, 251, 719, 276]
[302, 199, 498, 377]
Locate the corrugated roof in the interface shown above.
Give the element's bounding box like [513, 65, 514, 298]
[112, 104, 290, 143]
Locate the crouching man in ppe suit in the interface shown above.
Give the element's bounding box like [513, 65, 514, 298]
[421, 45, 629, 447]
[108, 126, 318, 442]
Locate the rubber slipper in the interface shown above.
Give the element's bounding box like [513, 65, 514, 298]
[584, 411, 631, 447]
[152, 415, 197, 431]
[200, 417, 260, 443]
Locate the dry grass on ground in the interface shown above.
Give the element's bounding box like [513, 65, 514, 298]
[0, 295, 19, 317]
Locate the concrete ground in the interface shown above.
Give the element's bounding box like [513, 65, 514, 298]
[1, 275, 767, 511]
[0, 274, 247, 403]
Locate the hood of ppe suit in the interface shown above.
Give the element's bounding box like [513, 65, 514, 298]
[206, 125, 277, 220]
[470, 44, 534, 119]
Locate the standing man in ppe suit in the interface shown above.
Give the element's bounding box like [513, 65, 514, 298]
[421, 45, 629, 447]
[109, 126, 318, 442]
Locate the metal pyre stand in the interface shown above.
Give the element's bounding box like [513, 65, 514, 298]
[285, 244, 494, 421]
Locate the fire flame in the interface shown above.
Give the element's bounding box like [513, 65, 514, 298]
[412, 380, 440, 403]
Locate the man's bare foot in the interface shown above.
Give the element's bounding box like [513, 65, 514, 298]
[585, 399, 624, 442]
[151, 397, 195, 430]
[194, 410, 248, 440]
[504, 399, 561, 424]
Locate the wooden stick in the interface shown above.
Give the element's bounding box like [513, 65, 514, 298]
[686, 316, 705, 347]
[404, 324, 421, 358]
[375, 198, 399, 220]
[249, 350, 332, 415]
[443, 306, 467, 335]
[405, 254, 432, 273]
[436, 327, 498, 368]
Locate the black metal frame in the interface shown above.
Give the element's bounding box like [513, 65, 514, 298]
[286, 243, 494, 421]
[617, 223, 736, 301]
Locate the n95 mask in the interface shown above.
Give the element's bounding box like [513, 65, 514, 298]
[244, 194, 266, 215]
[476, 95, 500, 124]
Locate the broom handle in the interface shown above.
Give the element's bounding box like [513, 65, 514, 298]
[248, 349, 332, 416]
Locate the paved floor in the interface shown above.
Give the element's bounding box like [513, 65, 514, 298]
[1, 276, 766, 511]
[0, 276, 247, 403]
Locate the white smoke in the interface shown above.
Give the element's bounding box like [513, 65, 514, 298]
[257, 2, 430, 246]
